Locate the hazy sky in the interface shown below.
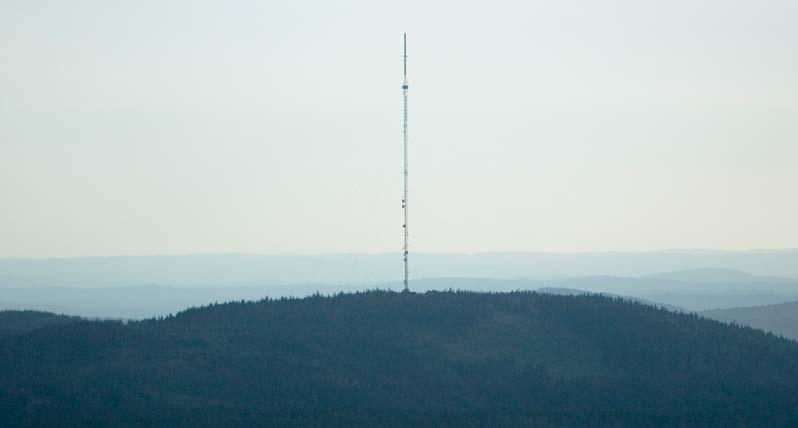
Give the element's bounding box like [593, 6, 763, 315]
[1, 1, 796, 257]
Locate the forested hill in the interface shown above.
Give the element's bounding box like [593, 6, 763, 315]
[2, 291, 798, 427]
[0, 310, 79, 335]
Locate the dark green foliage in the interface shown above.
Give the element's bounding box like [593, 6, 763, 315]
[0, 310, 80, 335]
[1, 290, 797, 427]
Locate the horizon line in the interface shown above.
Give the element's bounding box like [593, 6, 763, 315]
[2, 248, 797, 261]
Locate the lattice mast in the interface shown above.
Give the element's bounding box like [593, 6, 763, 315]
[402, 33, 409, 292]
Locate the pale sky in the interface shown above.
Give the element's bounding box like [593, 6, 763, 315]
[1, 0, 796, 257]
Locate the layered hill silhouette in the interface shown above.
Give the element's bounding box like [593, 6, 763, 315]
[2, 291, 798, 427]
[702, 300, 798, 341]
[5, 265, 798, 318]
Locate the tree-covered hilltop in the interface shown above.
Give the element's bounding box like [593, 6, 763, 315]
[0, 310, 80, 335]
[1, 290, 797, 427]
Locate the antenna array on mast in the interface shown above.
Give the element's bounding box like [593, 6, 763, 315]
[402, 33, 409, 292]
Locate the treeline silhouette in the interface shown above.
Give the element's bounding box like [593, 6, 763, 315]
[1, 290, 797, 427]
[0, 310, 80, 335]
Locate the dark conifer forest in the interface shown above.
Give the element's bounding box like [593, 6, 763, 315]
[2, 290, 798, 427]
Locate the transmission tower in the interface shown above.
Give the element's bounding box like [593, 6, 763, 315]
[402, 33, 410, 292]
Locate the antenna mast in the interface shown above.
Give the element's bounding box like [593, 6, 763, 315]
[402, 33, 409, 292]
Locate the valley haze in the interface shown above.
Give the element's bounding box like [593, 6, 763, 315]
[2, 250, 798, 319]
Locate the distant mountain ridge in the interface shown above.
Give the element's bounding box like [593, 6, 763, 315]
[702, 301, 798, 341]
[3, 268, 798, 318]
[2, 250, 798, 289]
[643, 268, 756, 283]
